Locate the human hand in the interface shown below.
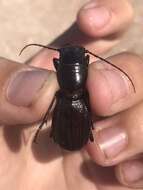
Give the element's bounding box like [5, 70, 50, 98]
[0, 0, 142, 190]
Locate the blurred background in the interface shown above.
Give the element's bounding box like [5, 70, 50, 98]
[0, 0, 142, 62]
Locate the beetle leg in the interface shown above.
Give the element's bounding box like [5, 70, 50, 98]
[85, 54, 89, 66]
[33, 96, 56, 143]
[49, 91, 62, 138]
[33, 115, 48, 144]
[90, 119, 94, 130]
[89, 131, 94, 142]
[84, 90, 94, 130]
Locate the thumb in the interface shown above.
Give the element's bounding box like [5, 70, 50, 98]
[0, 57, 58, 125]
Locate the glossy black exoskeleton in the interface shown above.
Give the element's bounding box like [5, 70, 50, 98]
[51, 46, 94, 150]
[20, 44, 135, 151]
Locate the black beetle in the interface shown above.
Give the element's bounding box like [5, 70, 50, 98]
[20, 44, 135, 151]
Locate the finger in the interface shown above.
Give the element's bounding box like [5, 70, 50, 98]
[86, 101, 143, 166]
[87, 52, 143, 116]
[115, 157, 143, 189]
[77, 0, 133, 37]
[86, 52, 143, 166]
[27, 48, 58, 70]
[28, 0, 134, 69]
[0, 57, 58, 125]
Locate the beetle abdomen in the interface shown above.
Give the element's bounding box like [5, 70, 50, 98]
[51, 94, 91, 151]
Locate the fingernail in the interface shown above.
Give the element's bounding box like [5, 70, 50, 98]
[83, 1, 98, 9]
[82, 4, 111, 28]
[7, 68, 49, 106]
[121, 160, 143, 183]
[95, 126, 128, 159]
[96, 63, 131, 104]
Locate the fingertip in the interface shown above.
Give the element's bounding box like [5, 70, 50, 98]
[0, 58, 58, 125]
[87, 51, 139, 116]
[77, 0, 134, 38]
[115, 160, 143, 189]
[77, 4, 112, 37]
[27, 48, 58, 70]
[86, 118, 128, 167]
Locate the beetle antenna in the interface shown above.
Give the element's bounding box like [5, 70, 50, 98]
[86, 50, 135, 92]
[19, 43, 59, 56]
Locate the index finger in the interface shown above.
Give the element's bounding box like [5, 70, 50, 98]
[87, 52, 143, 116]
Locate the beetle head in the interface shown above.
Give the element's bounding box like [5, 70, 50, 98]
[59, 46, 86, 65]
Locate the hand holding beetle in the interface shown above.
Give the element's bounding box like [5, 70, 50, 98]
[0, 0, 142, 190]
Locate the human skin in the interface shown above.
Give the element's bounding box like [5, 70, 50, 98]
[0, 0, 143, 190]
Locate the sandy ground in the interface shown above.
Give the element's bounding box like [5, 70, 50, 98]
[0, 0, 142, 62]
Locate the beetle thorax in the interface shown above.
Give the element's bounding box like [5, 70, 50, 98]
[57, 64, 87, 93]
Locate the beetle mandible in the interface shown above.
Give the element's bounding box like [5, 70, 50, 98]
[20, 44, 135, 151]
